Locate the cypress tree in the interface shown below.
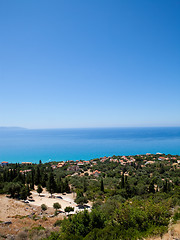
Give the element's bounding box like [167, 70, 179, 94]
[7, 170, 10, 182]
[41, 172, 48, 188]
[3, 171, 7, 182]
[23, 172, 26, 184]
[13, 168, 17, 179]
[20, 186, 27, 200]
[149, 181, 155, 193]
[121, 173, 125, 189]
[163, 179, 168, 193]
[83, 178, 87, 193]
[125, 176, 131, 197]
[167, 181, 171, 192]
[30, 169, 35, 190]
[56, 177, 63, 193]
[100, 178, 104, 192]
[26, 184, 31, 197]
[35, 166, 41, 185]
[64, 178, 70, 193]
[47, 172, 56, 197]
[10, 169, 13, 181]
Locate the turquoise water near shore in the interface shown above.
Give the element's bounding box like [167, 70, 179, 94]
[0, 127, 180, 163]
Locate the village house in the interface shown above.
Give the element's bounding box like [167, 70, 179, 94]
[21, 162, 32, 165]
[66, 160, 74, 164]
[100, 156, 108, 162]
[92, 162, 97, 165]
[119, 160, 126, 165]
[122, 156, 128, 161]
[77, 162, 84, 166]
[83, 160, 90, 164]
[1, 161, 8, 166]
[20, 169, 32, 174]
[57, 162, 65, 168]
[67, 165, 79, 172]
[92, 170, 101, 177]
[110, 158, 119, 163]
[51, 165, 57, 170]
[130, 157, 136, 162]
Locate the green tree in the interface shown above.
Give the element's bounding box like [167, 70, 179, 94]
[47, 172, 56, 197]
[83, 178, 87, 192]
[26, 184, 31, 197]
[53, 202, 61, 210]
[35, 166, 41, 185]
[101, 178, 104, 192]
[64, 178, 70, 193]
[4, 182, 21, 198]
[149, 181, 155, 193]
[75, 190, 88, 205]
[53, 202, 61, 215]
[37, 184, 43, 196]
[41, 172, 48, 188]
[20, 186, 27, 200]
[121, 173, 125, 189]
[41, 204, 47, 211]
[56, 178, 63, 193]
[30, 168, 35, 190]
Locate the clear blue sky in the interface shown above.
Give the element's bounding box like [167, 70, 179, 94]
[0, 0, 180, 128]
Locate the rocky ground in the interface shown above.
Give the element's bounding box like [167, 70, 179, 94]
[0, 194, 179, 240]
[0, 194, 64, 239]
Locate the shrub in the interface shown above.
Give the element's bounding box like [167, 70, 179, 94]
[41, 204, 47, 211]
[53, 220, 62, 227]
[173, 208, 180, 223]
[64, 206, 74, 213]
[37, 185, 43, 196]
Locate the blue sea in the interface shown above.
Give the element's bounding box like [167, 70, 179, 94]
[0, 127, 180, 163]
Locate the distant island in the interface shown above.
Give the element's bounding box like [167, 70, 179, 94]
[0, 153, 180, 239]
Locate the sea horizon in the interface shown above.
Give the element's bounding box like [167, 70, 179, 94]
[0, 126, 180, 164]
[1, 126, 180, 130]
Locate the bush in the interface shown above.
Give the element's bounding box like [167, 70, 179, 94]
[64, 206, 74, 213]
[173, 208, 180, 223]
[37, 185, 43, 196]
[41, 204, 47, 211]
[53, 220, 62, 227]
